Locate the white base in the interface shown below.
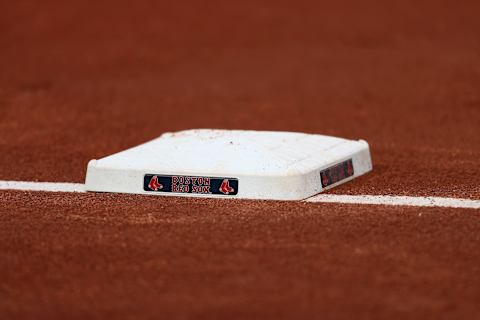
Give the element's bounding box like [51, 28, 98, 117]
[85, 129, 372, 200]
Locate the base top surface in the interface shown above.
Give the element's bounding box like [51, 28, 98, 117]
[90, 129, 364, 176]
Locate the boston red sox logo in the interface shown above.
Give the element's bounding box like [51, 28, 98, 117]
[148, 175, 163, 191]
[346, 160, 354, 176]
[321, 173, 329, 188]
[219, 179, 234, 195]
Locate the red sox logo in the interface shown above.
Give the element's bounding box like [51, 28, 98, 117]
[346, 160, 354, 176]
[219, 179, 234, 195]
[148, 175, 163, 191]
[321, 173, 329, 188]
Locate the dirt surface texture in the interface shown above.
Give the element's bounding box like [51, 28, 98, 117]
[1, 0, 479, 319]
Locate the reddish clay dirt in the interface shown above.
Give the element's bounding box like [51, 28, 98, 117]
[1, 0, 480, 319]
[1, 191, 480, 319]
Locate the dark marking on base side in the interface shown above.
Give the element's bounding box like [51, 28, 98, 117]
[144, 174, 238, 196]
[320, 159, 354, 188]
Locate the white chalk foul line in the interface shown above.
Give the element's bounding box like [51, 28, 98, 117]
[305, 194, 480, 209]
[0, 180, 479, 209]
[0, 181, 85, 193]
